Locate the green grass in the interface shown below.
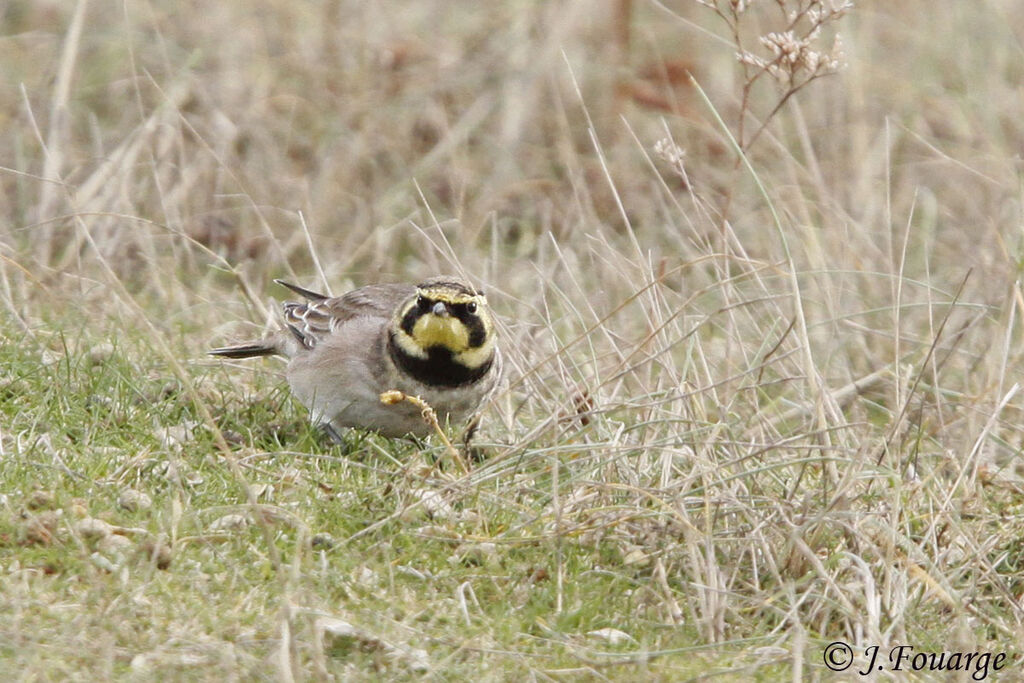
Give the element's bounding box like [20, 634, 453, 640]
[3, 0, 1024, 679]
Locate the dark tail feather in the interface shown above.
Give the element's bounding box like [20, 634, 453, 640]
[208, 342, 279, 359]
[274, 279, 329, 301]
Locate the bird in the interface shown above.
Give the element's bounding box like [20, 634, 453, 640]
[210, 275, 501, 439]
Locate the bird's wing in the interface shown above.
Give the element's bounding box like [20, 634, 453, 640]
[279, 282, 415, 350]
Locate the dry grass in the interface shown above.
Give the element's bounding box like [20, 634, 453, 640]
[3, 0, 1024, 679]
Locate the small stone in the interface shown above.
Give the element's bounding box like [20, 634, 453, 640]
[622, 547, 649, 566]
[220, 429, 244, 445]
[26, 490, 56, 510]
[90, 551, 118, 572]
[155, 422, 197, 452]
[587, 628, 636, 646]
[414, 488, 453, 521]
[250, 484, 273, 500]
[138, 539, 173, 569]
[354, 566, 377, 587]
[76, 517, 113, 542]
[88, 342, 116, 365]
[130, 653, 152, 672]
[402, 647, 430, 673]
[208, 514, 248, 532]
[118, 489, 153, 512]
[98, 533, 133, 559]
[69, 498, 89, 519]
[318, 617, 359, 644]
[24, 511, 60, 545]
[454, 542, 499, 568]
[456, 510, 481, 525]
[311, 533, 335, 550]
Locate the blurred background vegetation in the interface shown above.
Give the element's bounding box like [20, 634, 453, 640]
[2, 0, 1024, 678]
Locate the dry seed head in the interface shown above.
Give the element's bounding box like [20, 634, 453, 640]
[761, 31, 803, 66]
[653, 138, 686, 166]
[379, 390, 405, 406]
[829, 34, 847, 71]
[741, 27, 847, 81]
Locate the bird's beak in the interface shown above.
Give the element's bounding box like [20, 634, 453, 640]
[432, 301, 449, 317]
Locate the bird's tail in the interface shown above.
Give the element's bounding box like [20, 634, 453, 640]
[208, 341, 279, 359]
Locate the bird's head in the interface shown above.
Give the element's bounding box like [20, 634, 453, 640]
[389, 276, 496, 381]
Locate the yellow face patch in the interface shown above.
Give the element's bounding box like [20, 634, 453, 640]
[454, 340, 494, 370]
[412, 313, 470, 352]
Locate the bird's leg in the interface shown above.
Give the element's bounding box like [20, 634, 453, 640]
[321, 423, 346, 445]
[462, 413, 487, 463]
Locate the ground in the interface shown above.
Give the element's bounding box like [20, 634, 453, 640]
[2, 0, 1023, 680]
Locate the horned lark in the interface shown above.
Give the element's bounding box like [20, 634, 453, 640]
[210, 276, 501, 439]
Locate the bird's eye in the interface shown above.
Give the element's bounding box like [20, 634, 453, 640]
[417, 295, 428, 310]
[466, 301, 478, 314]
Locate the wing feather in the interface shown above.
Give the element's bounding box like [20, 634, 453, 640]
[278, 282, 414, 350]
